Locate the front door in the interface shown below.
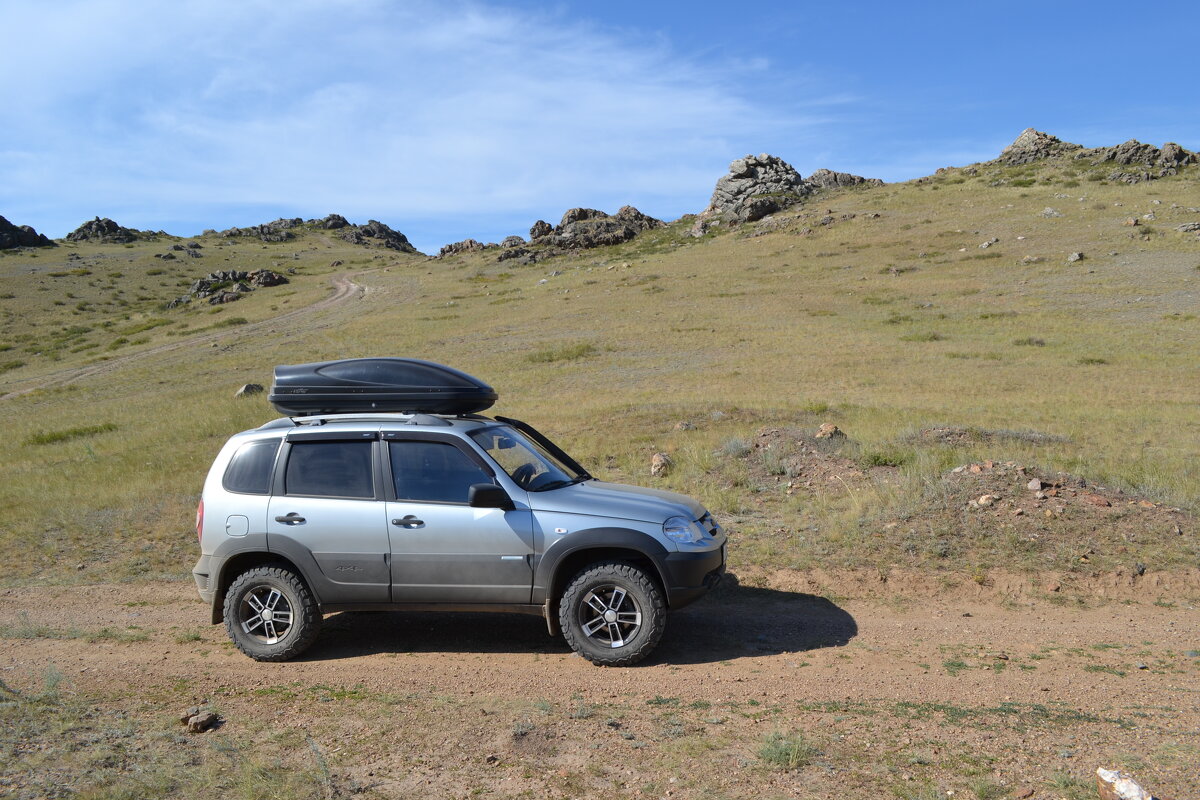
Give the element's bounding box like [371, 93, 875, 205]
[385, 438, 534, 603]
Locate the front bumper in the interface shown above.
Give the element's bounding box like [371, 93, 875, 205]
[662, 542, 725, 609]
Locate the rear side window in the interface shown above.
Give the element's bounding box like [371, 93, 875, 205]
[222, 439, 281, 494]
[285, 440, 375, 498]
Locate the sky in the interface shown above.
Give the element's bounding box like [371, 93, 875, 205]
[2, 0, 1196, 254]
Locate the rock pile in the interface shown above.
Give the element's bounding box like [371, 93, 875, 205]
[65, 217, 140, 244]
[691, 154, 814, 236]
[167, 269, 289, 307]
[527, 205, 664, 250]
[998, 128, 1082, 165]
[806, 168, 884, 189]
[0, 215, 55, 249]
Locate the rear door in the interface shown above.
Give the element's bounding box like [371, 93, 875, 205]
[383, 433, 534, 603]
[266, 430, 390, 603]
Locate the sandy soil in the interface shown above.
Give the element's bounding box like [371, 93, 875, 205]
[2, 574, 1197, 799]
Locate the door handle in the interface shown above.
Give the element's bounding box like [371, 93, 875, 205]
[391, 515, 425, 529]
[274, 513, 306, 525]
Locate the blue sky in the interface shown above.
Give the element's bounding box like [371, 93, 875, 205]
[2, 0, 1196, 254]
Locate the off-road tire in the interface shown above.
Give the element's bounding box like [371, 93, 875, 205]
[559, 561, 666, 666]
[223, 564, 322, 662]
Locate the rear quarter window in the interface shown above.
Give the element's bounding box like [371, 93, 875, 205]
[222, 439, 281, 494]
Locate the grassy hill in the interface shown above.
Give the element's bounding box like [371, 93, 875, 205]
[1, 151, 1198, 588]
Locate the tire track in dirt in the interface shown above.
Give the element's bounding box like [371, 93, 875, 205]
[0, 271, 374, 400]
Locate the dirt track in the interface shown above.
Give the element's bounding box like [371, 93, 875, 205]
[0, 271, 369, 400]
[2, 576, 1197, 798]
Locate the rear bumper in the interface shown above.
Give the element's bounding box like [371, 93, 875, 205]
[192, 554, 216, 605]
[662, 544, 725, 609]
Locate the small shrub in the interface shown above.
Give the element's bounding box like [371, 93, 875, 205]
[1078, 356, 1109, 365]
[900, 331, 944, 342]
[0, 360, 25, 374]
[1013, 337, 1045, 346]
[719, 438, 752, 458]
[758, 732, 817, 770]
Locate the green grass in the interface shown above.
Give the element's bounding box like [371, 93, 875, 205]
[23, 422, 118, 446]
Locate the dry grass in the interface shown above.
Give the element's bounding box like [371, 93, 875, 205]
[1, 158, 1198, 583]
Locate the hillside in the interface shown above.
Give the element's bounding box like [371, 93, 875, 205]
[1, 131, 1197, 586]
[2, 131, 1199, 800]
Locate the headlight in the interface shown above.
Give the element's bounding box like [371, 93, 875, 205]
[663, 515, 704, 544]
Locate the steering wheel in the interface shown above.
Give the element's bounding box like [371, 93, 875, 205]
[511, 463, 537, 488]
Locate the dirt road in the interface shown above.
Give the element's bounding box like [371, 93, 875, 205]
[2, 576, 1197, 799]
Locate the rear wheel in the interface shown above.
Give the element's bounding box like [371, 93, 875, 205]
[559, 562, 665, 666]
[223, 564, 321, 661]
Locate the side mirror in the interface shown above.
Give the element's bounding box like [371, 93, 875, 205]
[468, 483, 515, 510]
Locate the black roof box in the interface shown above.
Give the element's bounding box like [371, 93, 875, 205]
[269, 358, 497, 416]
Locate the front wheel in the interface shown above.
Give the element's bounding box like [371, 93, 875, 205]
[223, 564, 322, 661]
[559, 562, 666, 666]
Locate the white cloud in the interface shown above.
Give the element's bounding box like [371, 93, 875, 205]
[0, 0, 834, 251]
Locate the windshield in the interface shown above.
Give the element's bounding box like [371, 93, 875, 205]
[469, 425, 585, 491]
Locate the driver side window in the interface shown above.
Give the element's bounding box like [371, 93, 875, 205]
[389, 440, 491, 504]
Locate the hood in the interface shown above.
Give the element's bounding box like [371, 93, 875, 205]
[529, 479, 706, 523]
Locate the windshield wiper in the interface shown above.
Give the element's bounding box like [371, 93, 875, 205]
[534, 476, 588, 491]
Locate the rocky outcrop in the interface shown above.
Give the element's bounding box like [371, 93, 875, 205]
[438, 238, 489, 257]
[500, 235, 525, 248]
[167, 269, 289, 308]
[65, 217, 140, 244]
[806, 168, 884, 190]
[0, 216, 55, 249]
[337, 219, 418, 252]
[524, 206, 664, 251]
[690, 154, 815, 236]
[219, 218, 301, 242]
[997, 128, 1082, 165]
[314, 213, 350, 229]
[1078, 139, 1196, 183]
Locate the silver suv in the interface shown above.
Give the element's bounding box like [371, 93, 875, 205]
[193, 363, 725, 666]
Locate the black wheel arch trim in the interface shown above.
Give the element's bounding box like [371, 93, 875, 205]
[532, 527, 669, 606]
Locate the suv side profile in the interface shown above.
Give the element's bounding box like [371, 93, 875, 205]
[194, 397, 725, 666]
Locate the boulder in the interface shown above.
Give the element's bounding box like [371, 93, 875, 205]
[235, 383, 264, 398]
[0, 216, 56, 249]
[650, 452, 673, 477]
[1095, 768, 1155, 800]
[500, 235, 525, 248]
[806, 168, 884, 190]
[529, 220, 553, 240]
[815, 423, 846, 440]
[997, 128, 1082, 165]
[697, 154, 814, 229]
[169, 269, 288, 307]
[65, 217, 139, 244]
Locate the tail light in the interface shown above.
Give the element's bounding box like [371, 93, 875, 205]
[195, 500, 204, 542]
